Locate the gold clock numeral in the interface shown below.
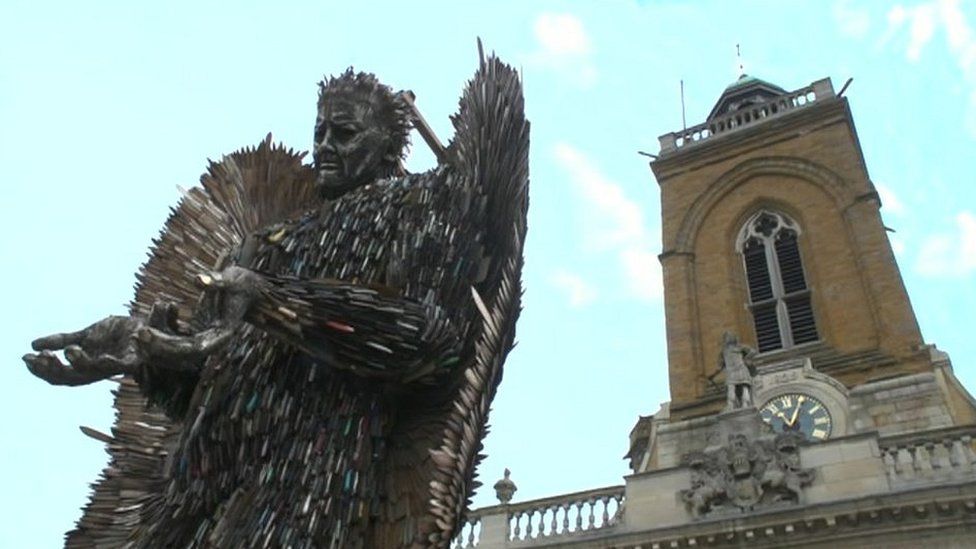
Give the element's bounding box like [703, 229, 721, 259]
[814, 416, 829, 425]
[811, 428, 828, 440]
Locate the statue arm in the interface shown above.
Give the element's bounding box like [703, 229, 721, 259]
[137, 252, 464, 384]
[245, 273, 461, 382]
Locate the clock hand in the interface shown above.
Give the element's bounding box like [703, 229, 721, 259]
[788, 396, 805, 427]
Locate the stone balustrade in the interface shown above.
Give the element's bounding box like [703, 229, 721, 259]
[455, 423, 976, 548]
[451, 485, 625, 548]
[658, 78, 834, 154]
[879, 425, 976, 486]
[452, 513, 483, 549]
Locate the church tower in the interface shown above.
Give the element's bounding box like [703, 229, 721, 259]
[650, 75, 973, 424]
[454, 74, 976, 548]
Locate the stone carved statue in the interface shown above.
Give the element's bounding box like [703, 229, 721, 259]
[718, 331, 757, 410]
[679, 432, 814, 518]
[682, 451, 728, 518]
[759, 432, 815, 503]
[23, 44, 528, 548]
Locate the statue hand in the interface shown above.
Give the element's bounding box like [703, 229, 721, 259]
[130, 266, 264, 361]
[24, 315, 144, 386]
[197, 265, 266, 324]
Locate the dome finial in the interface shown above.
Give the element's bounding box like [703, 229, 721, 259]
[494, 468, 517, 504]
[736, 43, 745, 78]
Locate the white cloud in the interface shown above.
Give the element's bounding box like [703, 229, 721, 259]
[553, 143, 643, 249]
[553, 143, 662, 301]
[915, 211, 976, 276]
[885, 1, 976, 134]
[834, 0, 872, 39]
[890, 234, 907, 256]
[620, 248, 662, 302]
[876, 182, 905, 215]
[550, 270, 597, 307]
[527, 13, 597, 88]
[887, 2, 937, 61]
[535, 13, 590, 56]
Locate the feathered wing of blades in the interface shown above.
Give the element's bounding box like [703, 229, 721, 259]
[65, 136, 318, 547]
[384, 49, 529, 548]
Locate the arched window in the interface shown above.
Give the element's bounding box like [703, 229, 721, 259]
[736, 211, 818, 352]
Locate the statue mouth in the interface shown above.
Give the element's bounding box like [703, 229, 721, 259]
[315, 152, 343, 176]
[318, 160, 342, 174]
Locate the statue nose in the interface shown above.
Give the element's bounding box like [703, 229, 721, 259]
[321, 129, 338, 152]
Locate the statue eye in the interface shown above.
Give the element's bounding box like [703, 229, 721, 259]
[333, 126, 357, 140]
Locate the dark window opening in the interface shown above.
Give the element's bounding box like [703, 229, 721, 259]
[738, 212, 818, 351]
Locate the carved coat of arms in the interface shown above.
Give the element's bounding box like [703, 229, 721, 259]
[680, 432, 814, 518]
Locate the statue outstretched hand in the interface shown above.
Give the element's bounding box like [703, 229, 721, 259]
[24, 265, 264, 386]
[23, 301, 182, 386]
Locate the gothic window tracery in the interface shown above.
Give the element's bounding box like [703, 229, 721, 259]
[737, 211, 818, 352]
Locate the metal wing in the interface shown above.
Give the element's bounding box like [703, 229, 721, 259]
[65, 136, 317, 546]
[384, 48, 530, 547]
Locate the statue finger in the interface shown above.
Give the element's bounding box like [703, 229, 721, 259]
[64, 344, 91, 366]
[22, 351, 95, 386]
[66, 345, 136, 377]
[31, 329, 89, 352]
[133, 326, 191, 357]
[134, 325, 234, 360]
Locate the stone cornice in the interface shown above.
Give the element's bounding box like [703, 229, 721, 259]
[651, 98, 852, 183]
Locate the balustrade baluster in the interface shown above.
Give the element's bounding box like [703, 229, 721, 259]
[960, 435, 976, 469]
[896, 446, 914, 478]
[587, 498, 597, 529]
[883, 448, 897, 480]
[550, 505, 559, 535]
[926, 442, 938, 472]
[575, 501, 583, 531]
[931, 440, 952, 470]
[601, 496, 610, 526]
[613, 495, 625, 523]
[512, 511, 521, 540]
[950, 438, 967, 469]
[915, 443, 933, 475]
[562, 503, 570, 533]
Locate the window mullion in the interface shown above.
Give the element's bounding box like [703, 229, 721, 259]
[763, 234, 793, 347]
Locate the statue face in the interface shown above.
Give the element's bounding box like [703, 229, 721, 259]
[314, 95, 394, 198]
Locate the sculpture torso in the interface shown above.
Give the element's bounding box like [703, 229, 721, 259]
[722, 345, 751, 385]
[153, 168, 480, 548]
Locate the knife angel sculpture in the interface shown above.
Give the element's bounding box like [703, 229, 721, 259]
[26, 46, 528, 548]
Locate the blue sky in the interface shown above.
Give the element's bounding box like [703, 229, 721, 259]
[2, 1, 975, 546]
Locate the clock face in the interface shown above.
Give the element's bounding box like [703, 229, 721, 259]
[759, 393, 832, 441]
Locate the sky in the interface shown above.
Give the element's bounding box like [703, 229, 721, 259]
[2, 1, 976, 547]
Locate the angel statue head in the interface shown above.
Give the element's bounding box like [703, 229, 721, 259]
[314, 68, 413, 198]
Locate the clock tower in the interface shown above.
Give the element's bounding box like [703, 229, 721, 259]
[648, 75, 976, 425]
[455, 73, 976, 549]
[624, 74, 976, 476]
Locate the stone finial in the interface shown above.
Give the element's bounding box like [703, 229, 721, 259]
[494, 468, 517, 504]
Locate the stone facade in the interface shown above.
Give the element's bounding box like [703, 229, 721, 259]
[652, 78, 927, 420]
[451, 75, 976, 548]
